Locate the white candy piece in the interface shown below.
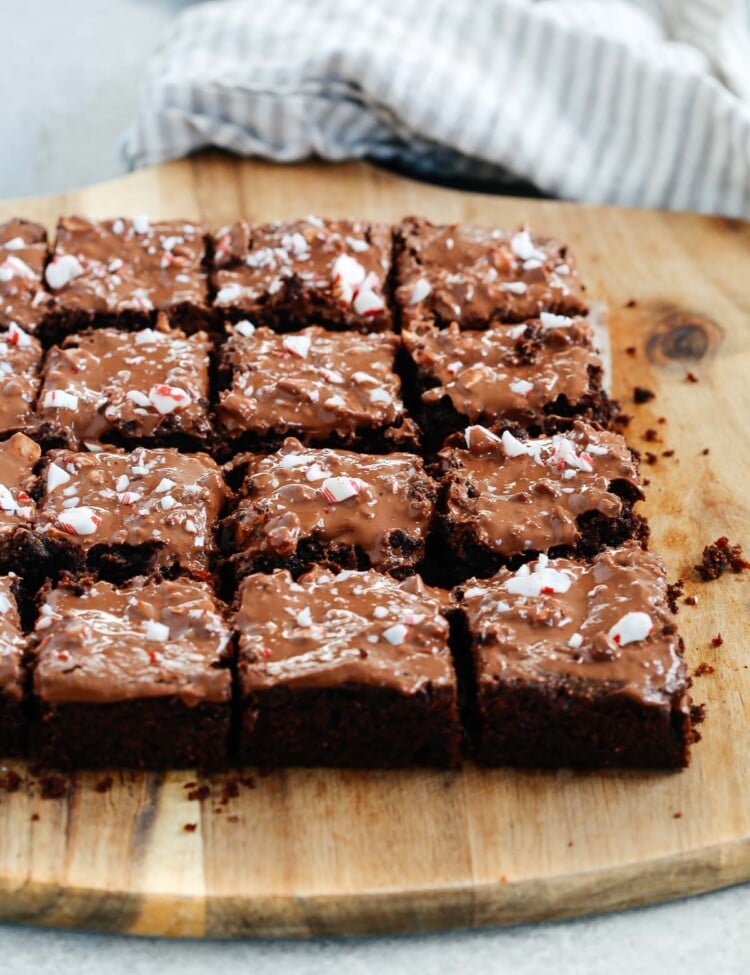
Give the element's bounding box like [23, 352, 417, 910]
[320, 476, 365, 503]
[0, 484, 17, 513]
[0, 256, 36, 282]
[7, 323, 32, 348]
[540, 312, 574, 329]
[234, 319, 256, 338]
[42, 389, 79, 411]
[369, 388, 391, 405]
[132, 214, 150, 234]
[353, 286, 385, 317]
[215, 283, 243, 304]
[282, 333, 311, 358]
[3, 237, 24, 250]
[126, 390, 150, 408]
[148, 384, 191, 414]
[160, 495, 177, 511]
[0, 592, 11, 614]
[45, 254, 84, 290]
[409, 278, 431, 304]
[568, 632, 584, 649]
[331, 253, 365, 303]
[501, 430, 529, 458]
[144, 620, 169, 642]
[58, 506, 100, 536]
[502, 555, 573, 597]
[509, 378, 534, 397]
[154, 477, 176, 493]
[607, 612, 653, 647]
[500, 281, 528, 295]
[46, 463, 71, 493]
[465, 425, 501, 449]
[509, 229, 546, 263]
[295, 607, 313, 628]
[383, 623, 408, 646]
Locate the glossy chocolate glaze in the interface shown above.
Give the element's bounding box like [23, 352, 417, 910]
[37, 322, 212, 447]
[0, 433, 40, 535]
[459, 544, 690, 707]
[396, 216, 587, 327]
[0, 219, 49, 331]
[440, 421, 641, 557]
[0, 576, 24, 698]
[212, 217, 392, 330]
[404, 318, 601, 425]
[0, 323, 42, 433]
[218, 324, 404, 443]
[226, 438, 435, 573]
[45, 216, 209, 315]
[37, 447, 228, 575]
[236, 567, 455, 693]
[33, 577, 232, 704]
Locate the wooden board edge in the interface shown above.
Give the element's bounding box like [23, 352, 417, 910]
[1, 836, 747, 938]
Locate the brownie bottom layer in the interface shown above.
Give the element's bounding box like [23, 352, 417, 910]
[41, 538, 198, 586]
[239, 684, 461, 768]
[36, 304, 217, 346]
[0, 692, 24, 757]
[31, 698, 230, 769]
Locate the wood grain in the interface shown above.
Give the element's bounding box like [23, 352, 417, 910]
[0, 153, 748, 937]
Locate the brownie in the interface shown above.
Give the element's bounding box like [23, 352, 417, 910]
[30, 576, 233, 768]
[42, 215, 211, 340]
[403, 318, 610, 446]
[235, 567, 460, 767]
[212, 217, 393, 331]
[0, 219, 49, 333]
[37, 447, 229, 582]
[217, 322, 416, 453]
[456, 544, 697, 768]
[0, 322, 43, 435]
[395, 216, 587, 329]
[220, 437, 436, 586]
[0, 576, 27, 756]
[0, 433, 46, 578]
[436, 421, 646, 581]
[35, 319, 212, 450]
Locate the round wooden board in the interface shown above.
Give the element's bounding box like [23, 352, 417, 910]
[0, 155, 748, 937]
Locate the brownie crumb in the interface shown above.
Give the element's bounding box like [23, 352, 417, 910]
[696, 537, 750, 581]
[220, 779, 240, 804]
[644, 452, 658, 465]
[711, 633, 724, 648]
[695, 662, 715, 677]
[183, 781, 198, 790]
[685, 371, 699, 383]
[625, 299, 638, 309]
[643, 428, 660, 443]
[667, 580, 684, 612]
[242, 776, 256, 789]
[187, 785, 211, 802]
[634, 386, 655, 404]
[673, 812, 682, 819]
[227, 815, 240, 824]
[691, 703, 707, 724]
[94, 776, 114, 794]
[183, 823, 197, 833]
[0, 769, 22, 793]
[642, 477, 650, 486]
[30, 813, 40, 822]
[701, 448, 710, 456]
[662, 449, 675, 458]
[684, 595, 698, 606]
[40, 775, 68, 799]
[657, 417, 666, 424]
[625, 346, 637, 356]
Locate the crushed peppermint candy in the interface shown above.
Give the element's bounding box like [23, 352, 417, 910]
[509, 378, 534, 397]
[215, 283, 243, 304]
[45, 254, 84, 290]
[465, 425, 501, 449]
[154, 477, 177, 493]
[320, 476, 366, 503]
[0, 256, 36, 282]
[47, 463, 71, 493]
[234, 320, 256, 338]
[607, 612, 653, 646]
[7, 323, 32, 348]
[126, 390, 151, 408]
[500, 281, 528, 295]
[148, 384, 191, 414]
[540, 312, 574, 329]
[282, 333, 311, 358]
[509, 229, 546, 263]
[43, 389, 79, 411]
[144, 619, 169, 642]
[58, 506, 101, 536]
[568, 632, 584, 649]
[295, 606, 313, 628]
[409, 278, 432, 304]
[353, 284, 385, 317]
[383, 623, 408, 645]
[132, 214, 150, 234]
[502, 555, 573, 597]
[331, 253, 366, 304]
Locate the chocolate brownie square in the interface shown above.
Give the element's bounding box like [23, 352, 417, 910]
[395, 216, 587, 329]
[403, 318, 610, 446]
[220, 438, 436, 584]
[30, 576, 232, 768]
[37, 447, 228, 582]
[0, 219, 49, 333]
[437, 421, 646, 582]
[0, 576, 27, 756]
[217, 322, 415, 453]
[0, 323, 43, 436]
[456, 544, 697, 768]
[35, 320, 212, 450]
[212, 217, 393, 331]
[42, 215, 211, 340]
[0, 433, 46, 578]
[235, 567, 460, 767]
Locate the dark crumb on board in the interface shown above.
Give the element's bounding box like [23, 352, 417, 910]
[691, 703, 707, 725]
[30, 813, 39, 822]
[667, 580, 684, 612]
[242, 776, 256, 789]
[625, 299, 638, 309]
[643, 428, 659, 443]
[662, 449, 675, 458]
[673, 812, 683, 819]
[95, 776, 114, 794]
[183, 781, 198, 790]
[625, 346, 637, 356]
[642, 477, 650, 486]
[695, 662, 715, 677]
[612, 413, 632, 430]
[684, 595, 698, 606]
[686, 371, 699, 383]
[633, 386, 655, 404]
[657, 417, 666, 424]
[0, 769, 22, 793]
[228, 815, 240, 824]
[183, 823, 197, 833]
[644, 452, 658, 465]
[40, 775, 68, 800]
[711, 633, 724, 648]
[220, 779, 240, 804]
[187, 785, 211, 802]
[696, 537, 750, 581]
[701, 448, 710, 456]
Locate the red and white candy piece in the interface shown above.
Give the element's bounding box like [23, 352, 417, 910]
[607, 612, 653, 647]
[282, 333, 311, 358]
[148, 384, 192, 415]
[0, 256, 36, 282]
[7, 323, 32, 348]
[47, 462, 71, 493]
[352, 273, 386, 317]
[42, 389, 79, 411]
[503, 555, 573, 597]
[465, 425, 501, 450]
[45, 254, 84, 290]
[58, 506, 101, 536]
[320, 476, 366, 503]
[331, 253, 365, 304]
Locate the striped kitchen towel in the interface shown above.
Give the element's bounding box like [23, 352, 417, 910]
[122, 0, 750, 217]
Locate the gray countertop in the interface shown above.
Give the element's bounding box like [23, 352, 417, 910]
[1, 2, 748, 970]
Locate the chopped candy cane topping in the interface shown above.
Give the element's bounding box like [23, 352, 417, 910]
[58, 506, 101, 536]
[47, 463, 71, 493]
[509, 229, 546, 263]
[409, 278, 432, 304]
[43, 389, 78, 411]
[144, 620, 169, 642]
[540, 312, 574, 329]
[608, 612, 653, 646]
[465, 425, 502, 450]
[154, 477, 176, 493]
[148, 384, 191, 414]
[353, 285, 385, 317]
[132, 214, 150, 234]
[126, 390, 150, 408]
[0, 256, 36, 282]
[7, 323, 32, 347]
[509, 378, 534, 396]
[568, 632, 584, 649]
[383, 623, 408, 645]
[234, 320, 256, 337]
[282, 334, 311, 358]
[500, 281, 528, 294]
[215, 283, 243, 304]
[45, 254, 84, 289]
[320, 476, 365, 503]
[502, 555, 573, 597]
[295, 607, 312, 628]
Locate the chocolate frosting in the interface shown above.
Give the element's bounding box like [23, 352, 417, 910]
[459, 544, 690, 706]
[0, 323, 42, 433]
[33, 577, 232, 704]
[37, 447, 228, 575]
[404, 318, 601, 425]
[38, 321, 212, 447]
[440, 421, 641, 557]
[0, 433, 40, 535]
[396, 216, 587, 327]
[236, 567, 455, 693]
[212, 217, 392, 329]
[218, 324, 404, 442]
[0, 576, 24, 697]
[46, 216, 208, 314]
[227, 438, 435, 572]
[0, 219, 49, 331]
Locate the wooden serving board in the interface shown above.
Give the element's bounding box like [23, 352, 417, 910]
[0, 154, 748, 938]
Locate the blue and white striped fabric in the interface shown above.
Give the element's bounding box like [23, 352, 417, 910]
[122, 0, 750, 217]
